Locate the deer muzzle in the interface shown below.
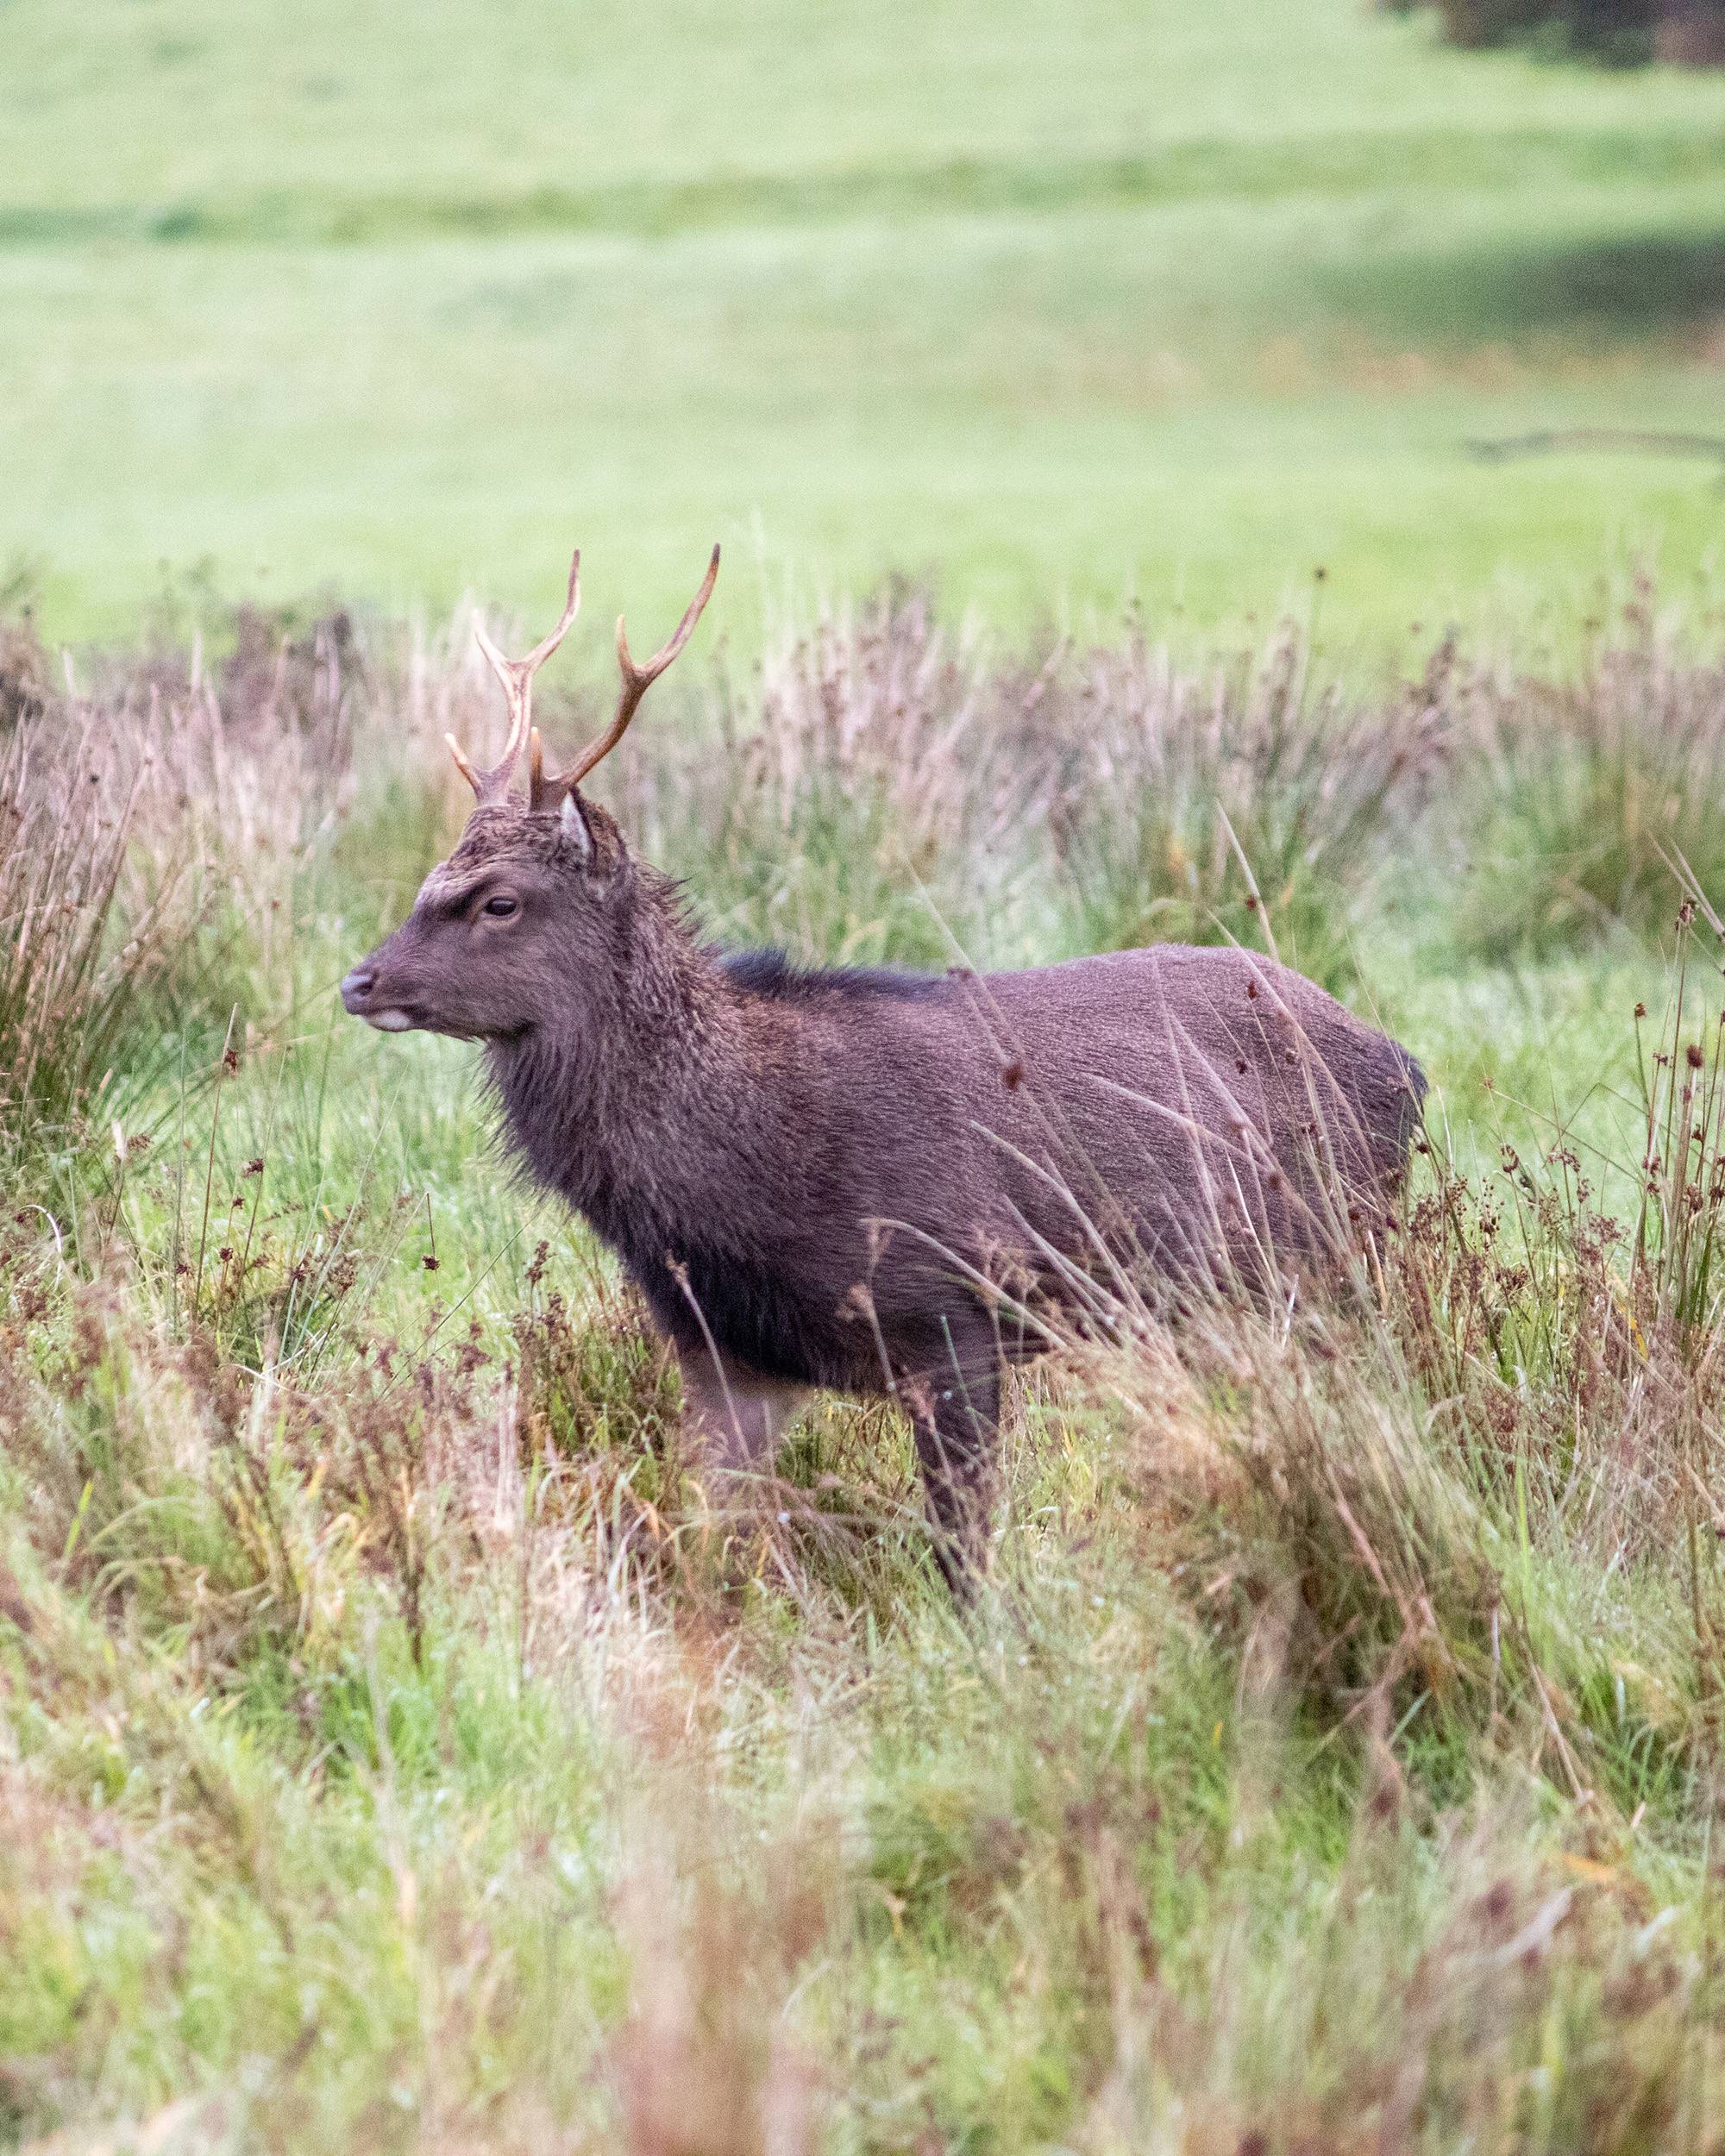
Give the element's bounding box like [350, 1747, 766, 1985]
[341, 966, 417, 1032]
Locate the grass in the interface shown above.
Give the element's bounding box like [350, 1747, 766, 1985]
[6, 581, 1725, 2149]
[3, 0, 1724, 642]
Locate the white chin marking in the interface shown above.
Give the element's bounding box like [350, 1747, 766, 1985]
[366, 1010, 415, 1033]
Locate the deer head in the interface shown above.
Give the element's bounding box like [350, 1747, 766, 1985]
[340, 546, 718, 1042]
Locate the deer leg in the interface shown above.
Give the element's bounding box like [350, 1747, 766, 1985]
[675, 1344, 806, 1513]
[906, 1325, 1002, 1601]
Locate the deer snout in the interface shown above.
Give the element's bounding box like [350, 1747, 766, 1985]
[342, 963, 416, 1032]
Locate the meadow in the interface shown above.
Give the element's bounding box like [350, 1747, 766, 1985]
[1, 0, 1723, 643]
[6, 570, 1725, 2152]
[7, 1, 1725, 2148]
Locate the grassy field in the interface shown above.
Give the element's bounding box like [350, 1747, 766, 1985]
[7, 4, 1725, 2148]
[6, 575, 1725, 2150]
[2, 0, 1723, 642]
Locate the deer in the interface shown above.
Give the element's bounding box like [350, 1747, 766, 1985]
[342, 547, 1427, 1593]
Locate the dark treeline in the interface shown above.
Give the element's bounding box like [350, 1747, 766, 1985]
[1404, 0, 1725, 63]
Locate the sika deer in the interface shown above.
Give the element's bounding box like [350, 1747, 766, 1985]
[342, 548, 1426, 1591]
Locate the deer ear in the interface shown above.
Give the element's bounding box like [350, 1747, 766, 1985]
[559, 788, 596, 865]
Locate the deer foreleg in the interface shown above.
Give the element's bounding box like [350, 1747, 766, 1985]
[676, 1344, 806, 1504]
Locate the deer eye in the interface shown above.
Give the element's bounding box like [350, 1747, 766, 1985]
[482, 894, 519, 920]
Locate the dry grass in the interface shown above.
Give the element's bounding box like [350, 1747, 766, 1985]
[1450, 581, 1725, 962]
[0, 699, 183, 1139]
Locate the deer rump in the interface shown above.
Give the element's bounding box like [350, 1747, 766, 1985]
[583, 939, 1427, 1397]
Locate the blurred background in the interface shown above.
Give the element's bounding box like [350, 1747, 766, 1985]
[2, 0, 1721, 649]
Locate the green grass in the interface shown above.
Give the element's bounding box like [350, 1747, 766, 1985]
[7, 592, 1725, 2148]
[3, 0, 1724, 642]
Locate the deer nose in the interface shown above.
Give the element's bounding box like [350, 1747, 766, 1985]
[341, 968, 376, 1013]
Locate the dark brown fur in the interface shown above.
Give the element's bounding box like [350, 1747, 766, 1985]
[344, 791, 1426, 1589]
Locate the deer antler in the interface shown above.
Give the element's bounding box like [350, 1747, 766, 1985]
[448, 551, 582, 804]
[530, 545, 719, 808]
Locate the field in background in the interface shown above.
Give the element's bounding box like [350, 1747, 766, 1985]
[7, 583, 1725, 2148]
[2, 0, 1723, 643]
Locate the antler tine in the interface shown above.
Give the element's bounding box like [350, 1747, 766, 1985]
[534, 546, 719, 805]
[447, 551, 581, 803]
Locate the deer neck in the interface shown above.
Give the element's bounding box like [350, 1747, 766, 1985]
[484, 886, 771, 1224]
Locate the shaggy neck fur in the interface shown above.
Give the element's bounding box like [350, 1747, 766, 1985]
[483, 868, 775, 1235]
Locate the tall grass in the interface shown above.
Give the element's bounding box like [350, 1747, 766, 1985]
[629, 586, 1440, 985]
[1042, 618, 1453, 987]
[1449, 586, 1725, 962]
[6, 581, 1725, 2150]
[0, 693, 181, 1143]
[3, 574, 1716, 1141]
